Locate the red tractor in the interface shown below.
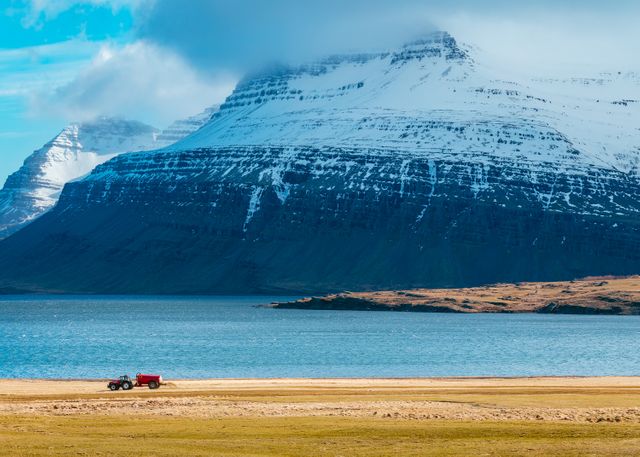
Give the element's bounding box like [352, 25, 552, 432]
[108, 373, 163, 391]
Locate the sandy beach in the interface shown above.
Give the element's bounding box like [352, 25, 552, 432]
[2, 377, 640, 421]
[2, 377, 640, 456]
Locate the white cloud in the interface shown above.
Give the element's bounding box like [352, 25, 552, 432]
[29, 41, 237, 127]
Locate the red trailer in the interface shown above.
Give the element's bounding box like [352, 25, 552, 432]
[135, 373, 162, 389]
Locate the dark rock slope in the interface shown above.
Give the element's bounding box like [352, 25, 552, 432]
[0, 32, 639, 294]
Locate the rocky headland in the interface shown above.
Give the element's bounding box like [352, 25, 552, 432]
[271, 276, 640, 314]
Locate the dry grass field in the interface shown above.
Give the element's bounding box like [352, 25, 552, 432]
[1, 377, 640, 456]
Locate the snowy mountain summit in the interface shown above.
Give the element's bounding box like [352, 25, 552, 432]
[0, 32, 639, 294]
[0, 118, 159, 238]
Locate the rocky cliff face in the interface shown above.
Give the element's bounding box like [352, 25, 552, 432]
[0, 32, 639, 294]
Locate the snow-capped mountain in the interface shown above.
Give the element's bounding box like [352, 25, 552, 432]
[0, 32, 639, 294]
[0, 108, 217, 239]
[0, 118, 159, 238]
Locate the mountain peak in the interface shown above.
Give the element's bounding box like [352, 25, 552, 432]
[0, 117, 159, 238]
[43, 117, 159, 157]
[393, 31, 468, 64]
[72, 117, 158, 139]
[0, 108, 220, 239]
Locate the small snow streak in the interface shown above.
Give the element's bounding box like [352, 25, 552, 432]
[399, 159, 410, 196]
[243, 186, 264, 233]
[415, 159, 438, 226]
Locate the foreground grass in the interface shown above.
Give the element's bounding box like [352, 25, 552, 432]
[2, 415, 640, 457]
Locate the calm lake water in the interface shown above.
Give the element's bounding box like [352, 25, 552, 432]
[0, 295, 639, 379]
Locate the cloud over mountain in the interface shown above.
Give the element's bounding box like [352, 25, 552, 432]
[29, 41, 236, 126]
[137, 0, 640, 74]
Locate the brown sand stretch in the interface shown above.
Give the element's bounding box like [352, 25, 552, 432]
[2, 377, 640, 423]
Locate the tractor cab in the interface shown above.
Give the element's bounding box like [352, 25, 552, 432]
[107, 374, 134, 391]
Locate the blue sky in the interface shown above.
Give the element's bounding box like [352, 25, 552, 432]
[1, 0, 639, 184]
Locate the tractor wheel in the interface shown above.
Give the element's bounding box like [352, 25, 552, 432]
[109, 384, 119, 391]
[148, 381, 159, 389]
[122, 381, 133, 390]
